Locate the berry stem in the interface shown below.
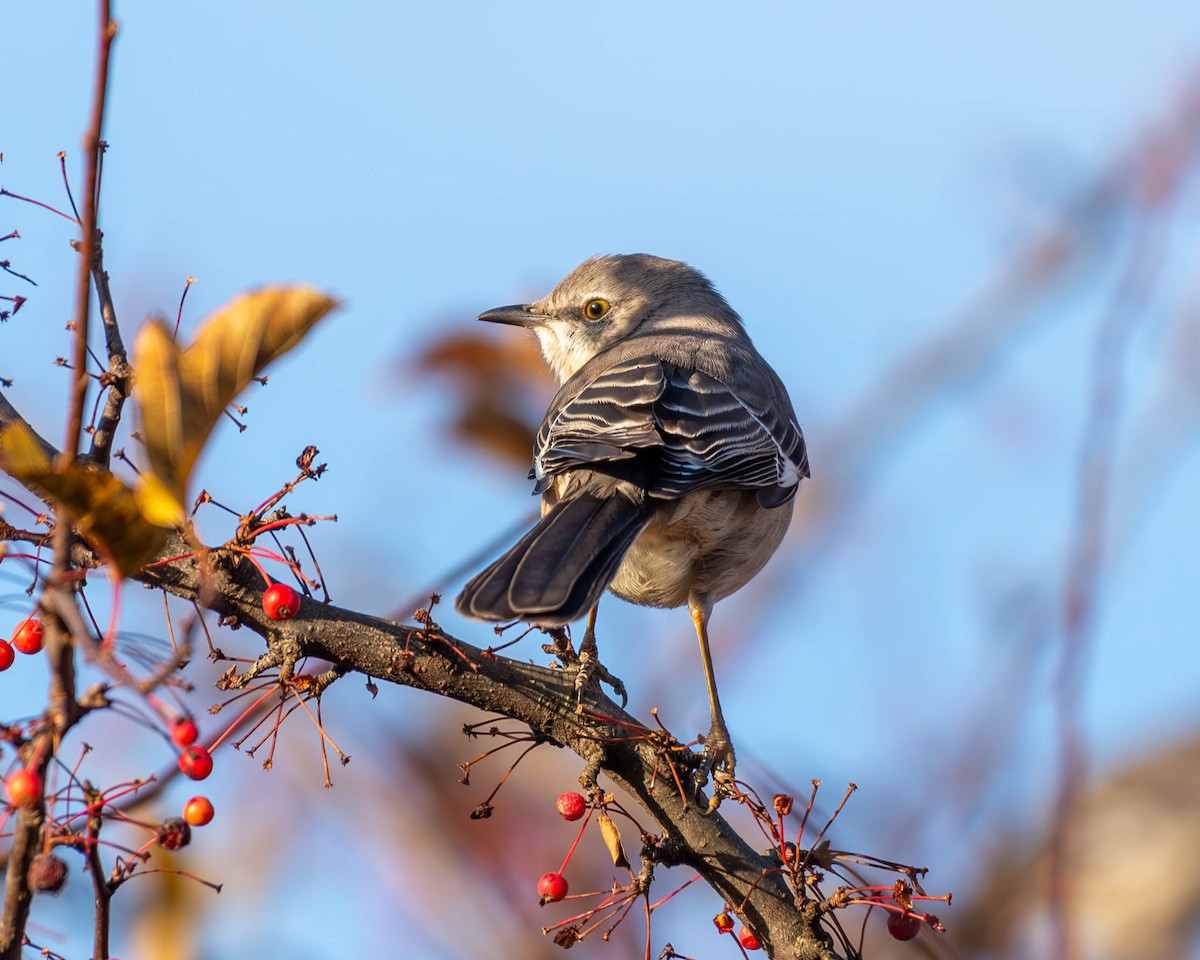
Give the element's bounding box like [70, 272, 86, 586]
[645, 872, 701, 911]
[209, 685, 278, 752]
[557, 804, 595, 875]
[793, 779, 821, 851]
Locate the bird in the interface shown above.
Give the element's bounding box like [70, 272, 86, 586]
[455, 254, 808, 794]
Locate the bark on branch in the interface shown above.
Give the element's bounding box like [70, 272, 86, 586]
[138, 542, 842, 960]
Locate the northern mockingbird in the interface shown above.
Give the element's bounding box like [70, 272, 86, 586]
[456, 254, 809, 791]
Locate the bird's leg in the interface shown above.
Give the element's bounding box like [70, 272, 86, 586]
[689, 593, 735, 812]
[573, 605, 627, 709]
[579, 604, 600, 658]
[573, 605, 599, 706]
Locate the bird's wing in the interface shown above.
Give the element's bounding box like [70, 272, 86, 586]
[532, 356, 665, 490]
[532, 356, 807, 505]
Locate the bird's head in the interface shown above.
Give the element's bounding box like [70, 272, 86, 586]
[477, 254, 743, 382]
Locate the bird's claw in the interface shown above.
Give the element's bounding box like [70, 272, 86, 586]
[571, 651, 628, 709]
[694, 726, 737, 814]
[600, 667, 628, 708]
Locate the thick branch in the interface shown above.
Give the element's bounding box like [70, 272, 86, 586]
[137, 546, 840, 960]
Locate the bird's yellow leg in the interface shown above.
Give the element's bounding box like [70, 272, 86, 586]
[689, 593, 735, 811]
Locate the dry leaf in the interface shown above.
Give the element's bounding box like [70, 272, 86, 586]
[134, 286, 338, 517]
[596, 810, 630, 869]
[0, 423, 170, 575]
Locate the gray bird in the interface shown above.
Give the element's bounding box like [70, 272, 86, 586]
[455, 254, 808, 791]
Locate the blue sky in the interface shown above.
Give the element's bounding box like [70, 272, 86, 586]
[4, 3, 1200, 957]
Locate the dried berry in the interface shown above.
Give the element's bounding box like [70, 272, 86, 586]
[27, 853, 68, 894]
[887, 911, 921, 941]
[156, 817, 192, 851]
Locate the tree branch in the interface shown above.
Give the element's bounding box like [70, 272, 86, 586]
[135, 544, 841, 959]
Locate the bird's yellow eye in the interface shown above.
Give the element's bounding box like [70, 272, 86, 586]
[582, 298, 611, 320]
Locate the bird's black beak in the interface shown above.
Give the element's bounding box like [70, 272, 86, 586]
[477, 303, 548, 328]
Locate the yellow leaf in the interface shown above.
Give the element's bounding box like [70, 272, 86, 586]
[134, 286, 338, 506]
[0, 423, 171, 575]
[596, 810, 630, 869]
[0, 419, 52, 473]
[135, 472, 186, 528]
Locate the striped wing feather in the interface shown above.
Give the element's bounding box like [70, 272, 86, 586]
[532, 356, 805, 502]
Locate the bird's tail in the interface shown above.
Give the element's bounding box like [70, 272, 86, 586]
[456, 493, 649, 624]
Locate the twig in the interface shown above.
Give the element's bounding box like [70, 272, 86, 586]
[85, 784, 112, 960]
[1049, 188, 1170, 960]
[63, 1, 116, 465]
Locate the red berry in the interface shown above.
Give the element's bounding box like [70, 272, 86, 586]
[262, 582, 301, 621]
[537, 871, 568, 903]
[156, 817, 192, 850]
[0, 640, 14, 671]
[170, 717, 199, 747]
[27, 853, 68, 894]
[11, 618, 44, 655]
[887, 911, 921, 941]
[556, 791, 586, 821]
[6, 768, 42, 808]
[737, 927, 761, 951]
[183, 795, 215, 826]
[178, 746, 213, 780]
[713, 912, 735, 934]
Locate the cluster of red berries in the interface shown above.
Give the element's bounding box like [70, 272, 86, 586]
[6, 755, 215, 874]
[156, 795, 214, 844]
[169, 714, 214, 780]
[713, 910, 760, 951]
[1, 620, 223, 899]
[0, 616, 46, 669]
[166, 718, 214, 832]
[535, 791, 589, 904]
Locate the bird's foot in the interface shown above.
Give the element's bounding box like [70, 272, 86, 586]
[694, 725, 737, 815]
[572, 650, 628, 710]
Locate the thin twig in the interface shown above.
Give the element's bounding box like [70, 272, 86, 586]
[63, 2, 116, 464]
[1049, 192, 1169, 960]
